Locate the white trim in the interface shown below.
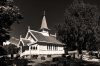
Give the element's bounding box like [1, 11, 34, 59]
[25, 30, 38, 42]
[19, 38, 27, 46]
[29, 31, 38, 42]
[27, 42, 37, 46]
[25, 29, 34, 39]
[18, 41, 20, 47]
[19, 40, 24, 46]
[38, 41, 64, 45]
[26, 30, 64, 45]
[25, 30, 30, 39]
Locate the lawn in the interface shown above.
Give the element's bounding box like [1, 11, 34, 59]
[0, 57, 28, 66]
[1, 56, 100, 66]
[36, 57, 100, 66]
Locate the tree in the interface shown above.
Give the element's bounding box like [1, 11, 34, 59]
[0, 0, 23, 55]
[4, 44, 19, 59]
[0, 0, 23, 46]
[56, 0, 100, 55]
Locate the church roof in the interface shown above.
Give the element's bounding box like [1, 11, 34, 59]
[30, 30, 63, 45]
[9, 37, 19, 45]
[21, 39, 31, 46]
[22, 11, 64, 46]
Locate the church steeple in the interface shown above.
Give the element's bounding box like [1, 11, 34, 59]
[40, 11, 50, 36]
[40, 11, 49, 30]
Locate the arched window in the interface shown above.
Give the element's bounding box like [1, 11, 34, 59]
[49, 45, 50, 50]
[50, 45, 52, 50]
[31, 46, 37, 50]
[47, 45, 49, 50]
[31, 46, 32, 49]
[53, 45, 55, 50]
[35, 47, 37, 50]
[33, 47, 35, 50]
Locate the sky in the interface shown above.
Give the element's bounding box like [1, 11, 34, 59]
[10, 0, 100, 39]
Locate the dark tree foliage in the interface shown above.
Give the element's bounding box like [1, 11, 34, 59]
[0, 0, 23, 46]
[3, 44, 19, 63]
[4, 44, 19, 54]
[0, 0, 23, 56]
[0, 45, 7, 55]
[56, 0, 100, 54]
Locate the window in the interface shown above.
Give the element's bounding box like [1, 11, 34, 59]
[49, 45, 51, 50]
[48, 45, 51, 50]
[41, 57, 45, 60]
[33, 47, 35, 50]
[53, 45, 58, 51]
[47, 45, 58, 51]
[56, 46, 58, 50]
[32, 55, 38, 59]
[31, 46, 37, 50]
[31, 46, 32, 49]
[47, 55, 51, 58]
[47, 45, 52, 50]
[53, 45, 55, 50]
[35, 47, 37, 50]
[47, 45, 48, 49]
[54, 46, 56, 50]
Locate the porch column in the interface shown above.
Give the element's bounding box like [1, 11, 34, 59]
[29, 45, 32, 57]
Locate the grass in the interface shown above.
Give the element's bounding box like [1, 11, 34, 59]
[1, 56, 100, 66]
[0, 57, 28, 66]
[36, 57, 100, 66]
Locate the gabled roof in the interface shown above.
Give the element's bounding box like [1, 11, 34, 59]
[20, 38, 32, 46]
[9, 37, 19, 45]
[30, 30, 63, 45]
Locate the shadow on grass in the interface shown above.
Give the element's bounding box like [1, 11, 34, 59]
[13, 59, 28, 66]
[0, 57, 29, 66]
[36, 57, 100, 66]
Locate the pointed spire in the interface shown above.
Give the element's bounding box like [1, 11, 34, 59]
[40, 10, 49, 30]
[44, 10, 45, 16]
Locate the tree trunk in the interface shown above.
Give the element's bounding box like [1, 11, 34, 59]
[62, 45, 68, 57]
[64, 45, 68, 55]
[98, 50, 100, 58]
[11, 54, 13, 59]
[0, 42, 7, 55]
[76, 42, 82, 59]
[0, 42, 3, 46]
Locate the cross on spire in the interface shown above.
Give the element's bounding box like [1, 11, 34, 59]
[44, 10, 45, 16]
